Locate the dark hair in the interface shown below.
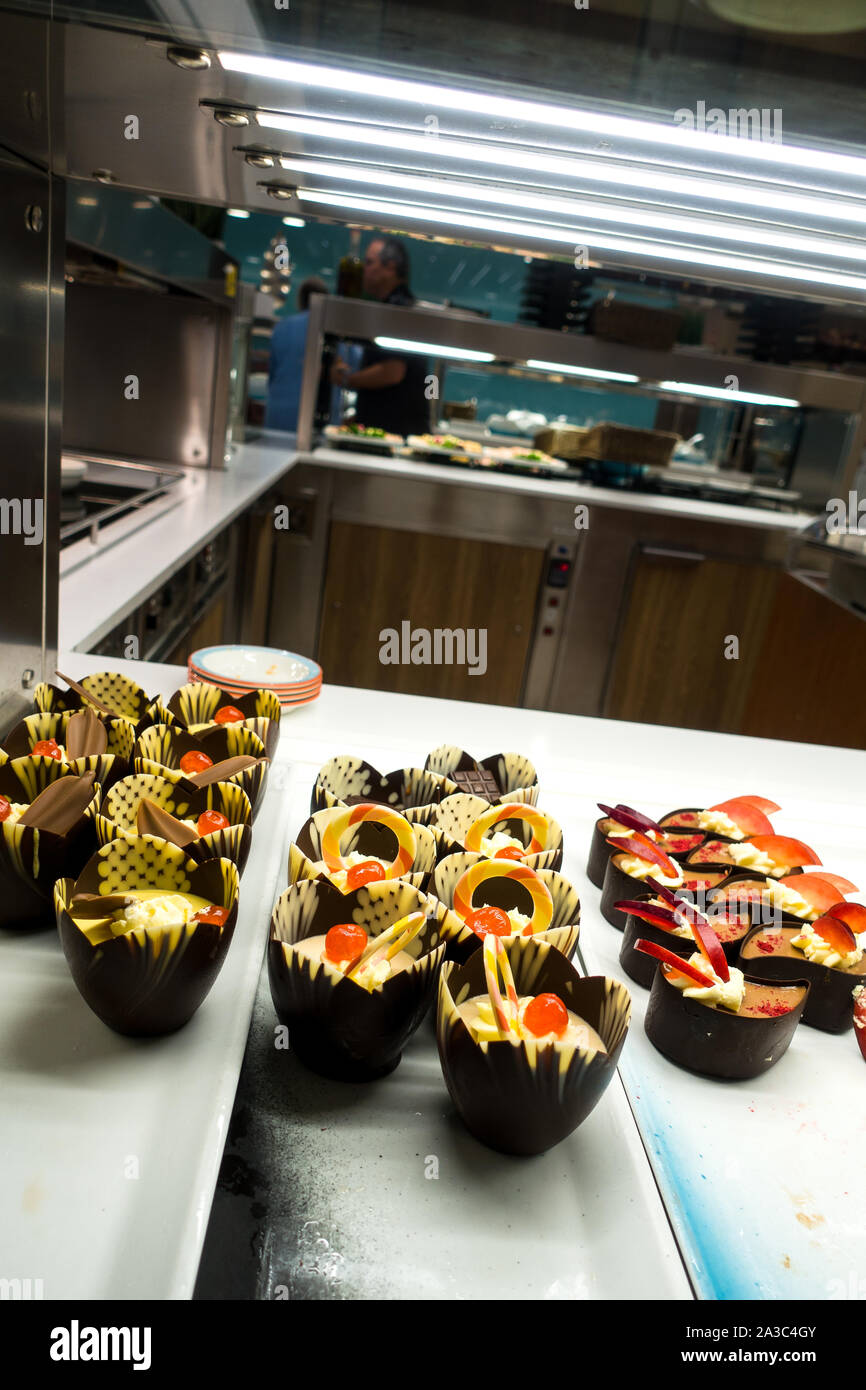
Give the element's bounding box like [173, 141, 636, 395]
[298, 275, 328, 311]
[370, 237, 410, 283]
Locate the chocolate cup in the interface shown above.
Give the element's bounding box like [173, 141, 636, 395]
[684, 840, 806, 879]
[0, 761, 101, 930]
[55, 841, 239, 1036]
[311, 755, 458, 825]
[644, 966, 809, 1080]
[736, 926, 866, 1033]
[290, 806, 440, 891]
[133, 723, 269, 817]
[587, 817, 706, 891]
[707, 873, 818, 931]
[268, 877, 446, 1081]
[601, 854, 734, 931]
[163, 682, 281, 760]
[2, 711, 134, 794]
[424, 745, 539, 805]
[430, 851, 580, 964]
[659, 806, 704, 830]
[34, 673, 158, 738]
[96, 772, 253, 876]
[437, 937, 630, 1156]
[432, 792, 563, 874]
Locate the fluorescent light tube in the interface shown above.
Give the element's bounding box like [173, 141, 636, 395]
[220, 51, 866, 181]
[525, 359, 640, 383]
[226, 207, 250, 218]
[298, 188, 866, 292]
[281, 215, 306, 226]
[278, 156, 866, 263]
[657, 380, 800, 407]
[258, 112, 866, 228]
[374, 336, 494, 362]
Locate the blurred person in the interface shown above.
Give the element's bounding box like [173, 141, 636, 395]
[265, 275, 328, 433]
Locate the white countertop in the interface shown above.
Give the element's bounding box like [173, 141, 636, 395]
[59, 435, 814, 655]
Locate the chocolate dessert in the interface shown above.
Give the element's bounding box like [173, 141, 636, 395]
[738, 907, 866, 1033]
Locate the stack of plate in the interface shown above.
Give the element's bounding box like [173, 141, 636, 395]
[188, 645, 322, 710]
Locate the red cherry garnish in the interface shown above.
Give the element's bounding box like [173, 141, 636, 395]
[214, 705, 245, 725]
[523, 993, 569, 1039]
[344, 860, 387, 890]
[180, 750, 213, 775]
[324, 923, 367, 965]
[32, 738, 62, 760]
[634, 938, 715, 987]
[0, 796, 11, 822]
[197, 810, 230, 837]
[466, 905, 512, 939]
[193, 905, 230, 927]
[495, 846, 525, 861]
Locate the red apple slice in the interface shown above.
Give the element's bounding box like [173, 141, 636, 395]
[797, 870, 858, 895]
[708, 798, 775, 836]
[854, 987, 866, 1063]
[809, 914, 858, 957]
[614, 900, 678, 930]
[779, 873, 855, 913]
[644, 876, 680, 906]
[748, 835, 822, 869]
[634, 938, 715, 988]
[823, 902, 866, 935]
[735, 796, 782, 815]
[606, 830, 678, 879]
[597, 802, 661, 834]
[673, 903, 730, 982]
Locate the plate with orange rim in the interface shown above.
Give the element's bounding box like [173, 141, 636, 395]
[189, 645, 321, 689]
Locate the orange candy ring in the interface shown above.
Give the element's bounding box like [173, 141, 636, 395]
[453, 859, 553, 936]
[319, 802, 416, 879]
[464, 803, 550, 858]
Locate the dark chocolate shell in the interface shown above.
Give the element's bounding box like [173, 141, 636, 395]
[96, 772, 253, 875]
[644, 965, 809, 1079]
[586, 816, 706, 891]
[133, 723, 269, 817]
[430, 792, 563, 873]
[311, 755, 458, 825]
[268, 877, 446, 1080]
[162, 681, 281, 759]
[619, 907, 694, 989]
[437, 937, 630, 1155]
[2, 710, 134, 794]
[54, 837, 239, 1036]
[430, 851, 580, 963]
[600, 853, 732, 931]
[289, 805, 441, 891]
[34, 672, 157, 736]
[0, 760, 101, 929]
[736, 925, 866, 1033]
[424, 745, 539, 805]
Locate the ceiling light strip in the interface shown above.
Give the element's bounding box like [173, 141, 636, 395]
[525, 360, 640, 383]
[296, 188, 866, 292]
[219, 51, 866, 181]
[656, 381, 800, 407]
[374, 336, 494, 362]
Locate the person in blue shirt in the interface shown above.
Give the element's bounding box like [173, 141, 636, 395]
[264, 276, 328, 433]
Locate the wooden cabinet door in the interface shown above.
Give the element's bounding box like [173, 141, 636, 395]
[603, 548, 780, 733]
[317, 521, 543, 705]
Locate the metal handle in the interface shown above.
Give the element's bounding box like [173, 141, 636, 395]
[642, 546, 706, 564]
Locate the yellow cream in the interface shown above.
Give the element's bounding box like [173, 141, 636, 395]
[72, 887, 216, 946]
[479, 830, 525, 856]
[1, 801, 31, 827]
[726, 842, 780, 876]
[759, 879, 818, 921]
[670, 953, 746, 1012]
[790, 924, 863, 970]
[459, 995, 607, 1051]
[618, 854, 683, 888]
[697, 810, 745, 840]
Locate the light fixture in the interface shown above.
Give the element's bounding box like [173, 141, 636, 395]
[373, 336, 495, 362]
[219, 51, 866, 182]
[213, 109, 250, 128]
[277, 156, 866, 264]
[167, 46, 211, 70]
[655, 380, 800, 408]
[76, 196, 98, 207]
[244, 152, 275, 168]
[91, 169, 116, 184]
[525, 359, 640, 383]
[226, 208, 250, 218]
[132, 199, 154, 209]
[259, 113, 866, 229]
[297, 188, 866, 293]
[264, 184, 297, 200]
[281, 216, 306, 227]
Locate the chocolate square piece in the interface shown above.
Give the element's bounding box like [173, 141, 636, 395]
[451, 767, 500, 802]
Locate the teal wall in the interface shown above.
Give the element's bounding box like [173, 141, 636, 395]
[226, 212, 727, 449]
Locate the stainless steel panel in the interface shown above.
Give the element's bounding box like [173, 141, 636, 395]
[0, 148, 62, 731]
[62, 282, 223, 467]
[0, 12, 56, 172]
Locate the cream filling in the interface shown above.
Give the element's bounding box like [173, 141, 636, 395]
[669, 953, 746, 1011]
[618, 854, 683, 888]
[608, 827, 659, 843]
[726, 842, 781, 876]
[309, 851, 391, 891]
[1, 801, 32, 827]
[758, 878, 819, 921]
[71, 887, 216, 946]
[458, 995, 607, 1051]
[479, 830, 525, 856]
[697, 810, 745, 839]
[292, 932, 415, 991]
[790, 924, 863, 971]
